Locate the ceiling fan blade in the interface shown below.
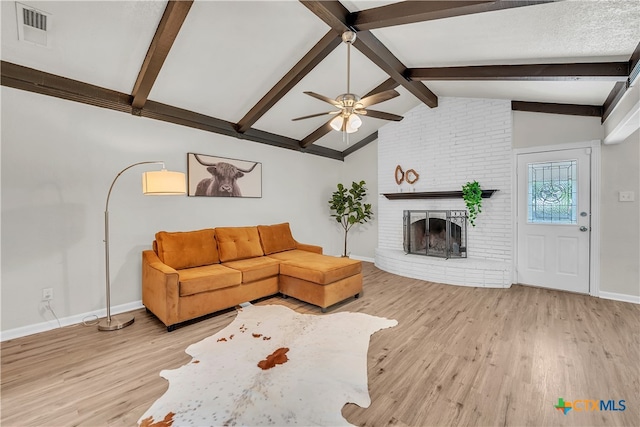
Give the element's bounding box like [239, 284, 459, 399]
[359, 109, 404, 121]
[304, 91, 342, 107]
[292, 111, 339, 121]
[358, 89, 400, 108]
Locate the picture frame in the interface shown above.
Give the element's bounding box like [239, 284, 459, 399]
[187, 153, 262, 198]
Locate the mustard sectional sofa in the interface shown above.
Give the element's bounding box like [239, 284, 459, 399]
[142, 223, 362, 331]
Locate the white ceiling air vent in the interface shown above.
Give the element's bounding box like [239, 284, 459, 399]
[16, 2, 51, 47]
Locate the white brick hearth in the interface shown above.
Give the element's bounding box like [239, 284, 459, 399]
[376, 97, 513, 288]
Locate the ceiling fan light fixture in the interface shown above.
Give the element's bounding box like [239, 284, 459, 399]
[346, 113, 362, 133]
[330, 115, 344, 132]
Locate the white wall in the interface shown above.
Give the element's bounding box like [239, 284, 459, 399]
[512, 111, 639, 299]
[339, 140, 378, 261]
[512, 111, 604, 148]
[1, 87, 347, 333]
[600, 129, 640, 297]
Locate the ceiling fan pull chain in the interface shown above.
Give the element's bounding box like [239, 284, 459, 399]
[346, 38, 351, 94]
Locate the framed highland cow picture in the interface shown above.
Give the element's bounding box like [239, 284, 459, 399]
[187, 153, 262, 198]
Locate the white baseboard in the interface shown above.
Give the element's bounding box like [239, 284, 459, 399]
[599, 291, 640, 304]
[349, 255, 375, 263]
[0, 301, 144, 342]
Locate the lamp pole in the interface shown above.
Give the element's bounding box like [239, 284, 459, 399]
[98, 161, 164, 331]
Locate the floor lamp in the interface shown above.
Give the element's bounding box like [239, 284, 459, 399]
[98, 161, 186, 331]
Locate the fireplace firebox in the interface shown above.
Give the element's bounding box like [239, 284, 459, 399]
[403, 210, 467, 259]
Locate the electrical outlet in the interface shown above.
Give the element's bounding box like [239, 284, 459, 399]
[42, 288, 53, 301]
[619, 191, 635, 202]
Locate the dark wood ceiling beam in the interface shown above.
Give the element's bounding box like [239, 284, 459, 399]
[237, 30, 341, 133]
[1, 61, 344, 161]
[601, 42, 639, 123]
[629, 41, 640, 84]
[351, 1, 491, 30]
[350, 1, 555, 30]
[1, 61, 133, 113]
[354, 31, 438, 108]
[299, 78, 398, 148]
[343, 131, 378, 157]
[142, 100, 238, 136]
[408, 62, 630, 81]
[365, 77, 400, 95]
[131, 0, 193, 110]
[300, 122, 333, 148]
[300, 0, 351, 33]
[512, 101, 602, 117]
[300, 1, 438, 109]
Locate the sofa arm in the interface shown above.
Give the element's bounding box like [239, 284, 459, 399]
[295, 241, 323, 254]
[142, 250, 180, 327]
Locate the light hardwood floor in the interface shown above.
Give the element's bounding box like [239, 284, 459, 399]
[2, 262, 639, 426]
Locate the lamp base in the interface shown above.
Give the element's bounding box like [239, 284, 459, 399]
[97, 314, 135, 331]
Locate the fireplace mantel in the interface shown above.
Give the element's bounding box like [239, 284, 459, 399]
[382, 190, 498, 200]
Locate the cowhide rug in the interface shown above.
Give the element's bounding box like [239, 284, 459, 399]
[139, 304, 397, 426]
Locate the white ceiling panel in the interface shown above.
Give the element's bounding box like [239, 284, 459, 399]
[426, 80, 617, 106]
[1, 0, 166, 93]
[372, 0, 640, 67]
[149, 1, 329, 123]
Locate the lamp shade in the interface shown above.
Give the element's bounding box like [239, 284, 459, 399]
[142, 169, 186, 195]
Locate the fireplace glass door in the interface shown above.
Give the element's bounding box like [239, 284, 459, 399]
[403, 210, 467, 259]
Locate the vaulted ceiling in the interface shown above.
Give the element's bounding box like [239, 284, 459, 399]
[2, 1, 639, 161]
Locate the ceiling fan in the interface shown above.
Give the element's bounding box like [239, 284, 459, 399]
[292, 31, 403, 143]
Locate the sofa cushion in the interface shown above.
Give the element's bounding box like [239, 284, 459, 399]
[257, 222, 297, 255]
[223, 256, 280, 283]
[266, 249, 318, 262]
[215, 226, 265, 262]
[156, 229, 219, 270]
[279, 254, 362, 285]
[178, 264, 242, 297]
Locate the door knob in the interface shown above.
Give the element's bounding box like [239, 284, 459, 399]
[579, 226, 588, 232]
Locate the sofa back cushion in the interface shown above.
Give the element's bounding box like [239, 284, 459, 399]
[215, 226, 264, 262]
[257, 222, 297, 255]
[155, 228, 219, 270]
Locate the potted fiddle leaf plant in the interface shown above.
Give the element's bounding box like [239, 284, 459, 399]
[462, 180, 482, 226]
[328, 180, 373, 257]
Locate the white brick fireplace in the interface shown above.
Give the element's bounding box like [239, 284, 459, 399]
[376, 97, 513, 287]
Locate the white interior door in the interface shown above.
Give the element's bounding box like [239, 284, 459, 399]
[517, 148, 591, 294]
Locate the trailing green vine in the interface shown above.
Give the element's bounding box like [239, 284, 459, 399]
[462, 181, 482, 226]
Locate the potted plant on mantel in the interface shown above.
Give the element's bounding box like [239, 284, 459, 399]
[328, 180, 373, 257]
[462, 180, 482, 227]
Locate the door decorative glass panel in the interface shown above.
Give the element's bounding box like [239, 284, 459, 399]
[527, 160, 577, 224]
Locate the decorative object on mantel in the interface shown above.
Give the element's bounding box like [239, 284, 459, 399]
[328, 180, 373, 257]
[462, 181, 483, 226]
[382, 190, 498, 200]
[394, 165, 404, 185]
[405, 169, 420, 185]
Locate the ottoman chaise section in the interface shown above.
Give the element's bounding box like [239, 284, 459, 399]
[277, 253, 363, 312]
